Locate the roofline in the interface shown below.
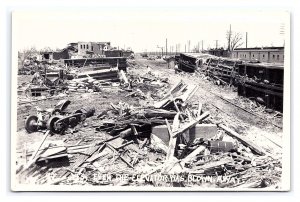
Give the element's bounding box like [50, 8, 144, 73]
[233, 47, 284, 51]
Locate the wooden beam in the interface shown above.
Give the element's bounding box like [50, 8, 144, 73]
[180, 145, 206, 166]
[166, 114, 180, 160]
[172, 111, 210, 138]
[197, 101, 202, 117]
[218, 124, 265, 155]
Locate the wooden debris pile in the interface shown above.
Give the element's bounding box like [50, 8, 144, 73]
[16, 80, 282, 188]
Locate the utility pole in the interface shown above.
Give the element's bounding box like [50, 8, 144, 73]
[198, 42, 200, 53]
[201, 40, 203, 52]
[166, 38, 168, 56]
[215, 40, 218, 49]
[185, 44, 186, 53]
[246, 32, 248, 48]
[188, 40, 191, 52]
[228, 24, 231, 51]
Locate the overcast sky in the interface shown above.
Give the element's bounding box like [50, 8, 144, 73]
[13, 9, 288, 52]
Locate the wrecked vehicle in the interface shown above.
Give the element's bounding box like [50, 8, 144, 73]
[25, 100, 95, 134]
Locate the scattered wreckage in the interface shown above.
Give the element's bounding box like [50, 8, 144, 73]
[17, 76, 280, 188]
[176, 53, 283, 112]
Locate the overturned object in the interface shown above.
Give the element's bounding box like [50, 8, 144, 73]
[25, 100, 95, 134]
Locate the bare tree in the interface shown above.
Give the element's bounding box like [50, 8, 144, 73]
[40, 46, 53, 52]
[226, 31, 243, 51]
[18, 47, 38, 68]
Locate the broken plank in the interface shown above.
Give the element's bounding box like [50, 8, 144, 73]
[165, 114, 179, 161]
[180, 145, 206, 166]
[197, 101, 202, 117]
[59, 143, 105, 178]
[218, 124, 265, 156]
[193, 157, 233, 171]
[106, 143, 134, 168]
[141, 108, 177, 119]
[172, 111, 210, 138]
[120, 70, 129, 84]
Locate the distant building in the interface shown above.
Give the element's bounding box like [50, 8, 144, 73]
[104, 50, 123, 57]
[77, 42, 111, 55]
[123, 50, 134, 58]
[230, 47, 284, 63]
[208, 48, 229, 57]
[41, 48, 70, 61]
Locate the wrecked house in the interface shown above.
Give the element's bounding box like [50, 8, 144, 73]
[236, 62, 284, 112]
[123, 50, 134, 58]
[42, 49, 70, 61]
[104, 50, 123, 57]
[64, 57, 127, 71]
[178, 53, 213, 72]
[208, 48, 230, 57]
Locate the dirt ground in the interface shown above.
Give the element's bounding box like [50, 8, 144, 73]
[14, 56, 283, 187]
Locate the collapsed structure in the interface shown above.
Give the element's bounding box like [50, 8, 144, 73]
[176, 52, 284, 112]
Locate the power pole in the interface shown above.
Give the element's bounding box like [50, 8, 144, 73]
[201, 40, 203, 52]
[188, 40, 191, 52]
[215, 40, 218, 49]
[246, 32, 248, 48]
[185, 44, 186, 53]
[228, 24, 231, 51]
[166, 38, 168, 56]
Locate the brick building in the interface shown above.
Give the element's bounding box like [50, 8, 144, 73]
[77, 42, 111, 55]
[230, 47, 284, 63]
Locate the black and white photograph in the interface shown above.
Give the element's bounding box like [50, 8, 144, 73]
[11, 9, 290, 191]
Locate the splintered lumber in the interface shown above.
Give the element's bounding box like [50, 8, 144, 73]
[120, 70, 129, 84]
[150, 134, 168, 154]
[173, 101, 184, 120]
[218, 124, 265, 156]
[86, 149, 110, 163]
[119, 128, 134, 138]
[77, 68, 119, 79]
[180, 145, 206, 166]
[32, 130, 51, 159]
[165, 114, 180, 161]
[116, 140, 134, 150]
[154, 82, 187, 108]
[60, 143, 106, 178]
[106, 143, 134, 168]
[172, 111, 210, 138]
[23, 130, 51, 171]
[191, 158, 234, 172]
[37, 153, 69, 162]
[141, 108, 177, 119]
[39, 147, 66, 158]
[181, 85, 199, 102]
[162, 80, 184, 99]
[197, 101, 202, 117]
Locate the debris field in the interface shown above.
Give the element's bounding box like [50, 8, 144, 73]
[15, 56, 283, 189]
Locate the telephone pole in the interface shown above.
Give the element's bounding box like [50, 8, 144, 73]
[246, 32, 248, 48]
[215, 40, 218, 49]
[165, 38, 168, 56]
[201, 40, 203, 52]
[228, 24, 231, 51]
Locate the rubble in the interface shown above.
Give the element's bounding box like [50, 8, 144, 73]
[16, 75, 282, 189]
